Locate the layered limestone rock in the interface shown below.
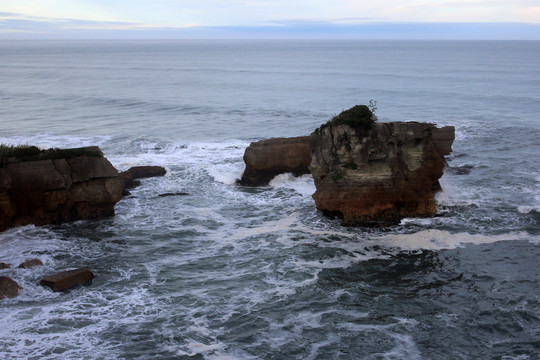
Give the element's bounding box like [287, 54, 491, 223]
[238, 136, 311, 186]
[0, 146, 124, 231]
[310, 122, 455, 226]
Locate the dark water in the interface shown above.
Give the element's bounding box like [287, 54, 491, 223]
[1, 40, 539, 359]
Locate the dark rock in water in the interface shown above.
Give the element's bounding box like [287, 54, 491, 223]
[118, 171, 141, 191]
[448, 164, 474, 175]
[40, 268, 95, 292]
[0, 146, 124, 232]
[119, 166, 166, 196]
[239, 136, 311, 186]
[18, 259, 44, 269]
[0, 276, 22, 299]
[158, 192, 190, 197]
[310, 120, 455, 226]
[126, 166, 166, 179]
[0, 262, 11, 269]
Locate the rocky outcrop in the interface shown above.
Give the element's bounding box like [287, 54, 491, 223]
[119, 165, 167, 195]
[0, 276, 22, 299]
[310, 121, 454, 226]
[238, 136, 311, 186]
[0, 146, 124, 231]
[40, 268, 94, 292]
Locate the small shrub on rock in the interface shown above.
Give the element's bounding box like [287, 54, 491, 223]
[318, 103, 378, 133]
[330, 105, 376, 130]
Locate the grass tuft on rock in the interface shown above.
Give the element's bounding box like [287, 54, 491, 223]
[330, 105, 376, 130]
[318, 104, 377, 133]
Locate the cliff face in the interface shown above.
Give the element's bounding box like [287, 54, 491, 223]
[238, 136, 311, 186]
[0, 146, 124, 231]
[309, 122, 455, 226]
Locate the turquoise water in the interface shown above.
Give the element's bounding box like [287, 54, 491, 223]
[1, 40, 539, 359]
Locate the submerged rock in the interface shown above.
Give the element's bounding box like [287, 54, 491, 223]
[238, 136, 311, 186]
[0, 262, 11, 269]
[18, 259, 44, 269]
[310, 121, 454, 226]
[0, 146, 124, 231]
[0, 276, 22, 299]
[40, 268, 95, 292]
[158, 192, 190, 197]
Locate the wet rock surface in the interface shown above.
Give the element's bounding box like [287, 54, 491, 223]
[40, 268, 95, 292]
[18, 259, 44, 269]
[0, 276, 22, 299]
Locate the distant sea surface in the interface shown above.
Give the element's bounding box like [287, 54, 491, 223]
[1, 40, 539, 359]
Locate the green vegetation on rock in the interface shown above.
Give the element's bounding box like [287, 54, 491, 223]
[318, 103, 378, 133]
[329, 105, 376, 130]
[1, 144, 102, 164]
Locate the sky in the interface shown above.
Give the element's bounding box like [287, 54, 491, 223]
[1, 0, 539, 39]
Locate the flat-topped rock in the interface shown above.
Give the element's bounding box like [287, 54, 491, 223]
[40, 268, 95, 292]
[0, 146, 124, 231]
[125, 166, 166, 179]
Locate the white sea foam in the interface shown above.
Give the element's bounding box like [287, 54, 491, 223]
[269, 173, 316, 197]
[182, 342, 225, 357]
[0, 134, 112, 150]
[436, 173, 481, 208]
[373, 229, 537, 251]
[517, 206, 539, 214]
[206, 162, 245, 185]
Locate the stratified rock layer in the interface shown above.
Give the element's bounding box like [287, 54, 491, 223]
[0, 147, 124, 231]
[310, 122, 455, 226]
[239, 136, 311, 186]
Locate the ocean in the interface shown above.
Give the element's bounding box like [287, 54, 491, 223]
[1, 40, 539, 359]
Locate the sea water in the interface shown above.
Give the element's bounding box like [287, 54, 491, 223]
[1, 40, 539, 359]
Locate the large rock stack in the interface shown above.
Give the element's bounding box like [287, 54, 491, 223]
[309, 121, 455, 226]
